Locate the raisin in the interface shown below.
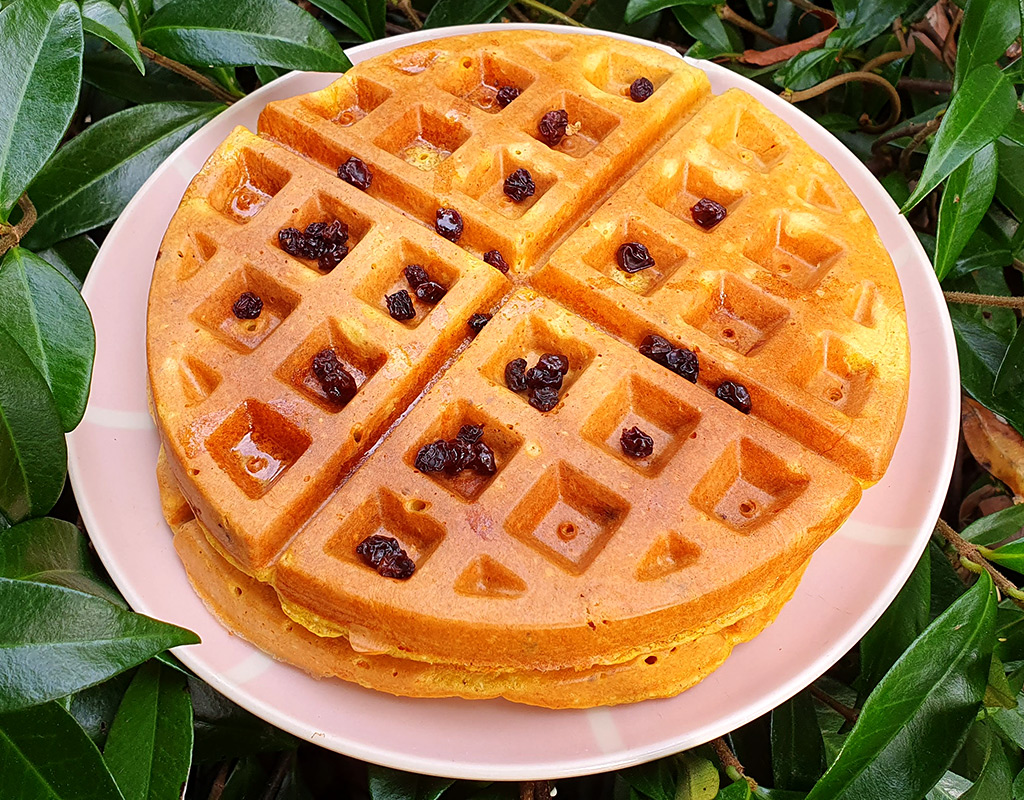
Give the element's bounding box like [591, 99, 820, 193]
[311, 348, 357, 405]
[526, 365, 563, 391]
[457, 424, 484, 444]
[716, 380, 752, 414]
[665, 347, 699, 383]
[468, 313, 491, 334]
[377, 551, 416, 579]
[629, 77, 655, 102]
[443, 440, 474, 475]
[691, 197, 727, 230]
[338, 156, 372, 190]
[415, 280, 447, 304]
[620, 426, 654, 458]
[538, 109, 569, 146]
[529, 386, 560, 412]
[404, 264, 429, 288]
[232, 291, 263, 320]
[504, 358, 528, 392]
[318, 244, 347, 272]
[435, 207, 463, 242]
[278, 227, 305, 257]
[536, 353, 569, 376]
[616, 242, 656, 273]
[495, 85, 521, 107]
[470, 441, 497, 475]
[322, 219, 349, 245]
[279, 220, 349, 264]
[503, 168, 536, 202]
[639, 334, 674, 364]
[483, 250, 510, 274]
[415, 440, 450, 472]
[386, 289, 416, 321]
[356, 534, 402, 567]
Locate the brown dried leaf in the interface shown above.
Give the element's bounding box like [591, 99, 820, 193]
[962, 396, 1024, 498]
[739, 25, 837, 66]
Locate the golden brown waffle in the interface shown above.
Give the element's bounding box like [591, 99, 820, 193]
[147, 30, 908, 707]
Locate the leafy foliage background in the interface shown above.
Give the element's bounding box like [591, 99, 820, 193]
[1, 0, 1023, 798]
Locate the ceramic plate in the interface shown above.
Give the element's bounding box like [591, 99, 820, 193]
[67, 23, 958, 781]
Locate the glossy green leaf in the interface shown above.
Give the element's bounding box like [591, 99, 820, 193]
[927, 771, 975, 800]
[963, 505, 1024, 547]
[986, 547, 1024, 579]
[37, 234, 98, 290]
[103, 662, 193, 800]
[715, 782, 752, 800]
[771, 690, 826, 791]
[804, 573, 997, 800]
[993, 320, 1024, 397]
[0, 701, 125, 800]
[934, 143, 998, 280]
[69, 670, 134, 748]
[830, 0, 905, 48]
[24, 101, 222, 249]
[1016, 767, 1024, 800]
[423, 0, 510, 27]
[996, 140, 1024, 221]
[189, 676, 296, 761]
[754, 791, 807, 800]
[308, 0, 377, 41]
[0, 0, 83, 221]
[954, 0, 1019, 91]
[675, 753, 719, 799]
[254, 64, 284, 85]
[624, 0, 718, 24]
[0, 578, 199, 712]
[0, 327, 66, 524]
[0, 247, 94, 430]
[929, 541, 965, 617]
[141, 0, 351, 71]
[961, 722, 1014, 799]
[950, 304, 1024, 436]
[982, 653, 1017, 709]
[367, 765, 454, 800]
[673, 6, 734, 53]
[82, 0, 143, 73]
[619, 758, 675, 800]
[902, 66, 1017, 213]
[857, 551, 930, 696]
[0, 517, 123, 606]
[774, 48, 842, 92]
[83, 48, 211, 104]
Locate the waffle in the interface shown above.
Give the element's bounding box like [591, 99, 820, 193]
[147, 30, 909, 707]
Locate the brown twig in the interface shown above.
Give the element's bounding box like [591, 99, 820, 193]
[207, 761, 233, 800]
[137, 45, 237, 104]
[782, 72, 901, 133]
[941, 6, 963, 71]
[719, 6, 785, 45]
[385, 21, 411, 35]
[898, 77, 952, 93]
[389, 0, 422, 29]
[710, 738, 757, 790]
[519, 781, 551, 800]
[810, 684, 859, 723]
[871, 119, 932, 154]
[517, 0, 586, 26]
[565, 0, 591, 18]
[944, 291, 1024, 309]
[788, 0, 829, 15]
[260, 752, 294, 800]
[0, 194, 37, 257]
[899, 116, 942, 173]
[861, 48, 911, 74]
[935, 518, 1024, 609]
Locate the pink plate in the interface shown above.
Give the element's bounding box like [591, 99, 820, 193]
[67, 24, 958, 781]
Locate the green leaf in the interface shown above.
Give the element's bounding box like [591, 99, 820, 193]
[69, 670, 134, 748]
[367, 765, 454, 800]
[189, 676, 296, 761]
[982, 653, 1017, 709]
[673, 6, 734, 53]
[774, 48, 842, 92]
[82, 0, 144, 73]
[103, 662, 193, 800]
[714, 782, 752, 800]
[83, 48, 211, 104]
[0, 578, 199, 713]
[0, 327, 66, 524]
[619, 758, 675, 800]
[857, 551, 930, 696]
[423, 0, 510, 27]
[0, 701, 125, 800]
[0, 0, 83, 221]
[804, 573, 997, 800]
[141, 0, 351, 71]
[902, 66, 1017, 213]
[830, 0, 907, 48]
[961, 722, 1014, 799]
[930, 541, 966, 617]
[986, 546, 1024, 579]
[0, 247, 94, 430]
[954, 0, 1019, 92]
[993, 320, 1024, 397]
[24, 101, 223, 249]
[307, 0, 373, 41]
[771, 690, 826, 791]
[624, 0, 717, 25]
[675, 753, 720, 799]
[0, 517, 123, 606]
[37, 234, 98, 290]
[950, 304, 1024, 436]
[996, 140, 1024, 221]
[963, 505, 1024, 547]
[934, 143, 998, 280]
[1016, 767, 1024, 800]
[254, 64, 284, 85]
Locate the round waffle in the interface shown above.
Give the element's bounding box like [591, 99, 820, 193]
[147, 30, 909, 706]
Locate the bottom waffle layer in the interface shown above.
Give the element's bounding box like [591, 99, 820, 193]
[160, 451, 808, 708]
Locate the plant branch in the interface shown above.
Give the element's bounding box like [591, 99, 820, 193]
[137, 45, 238, 104]
[788, 0, 829, 15]
[0, 194, 37, 257]
[944, 291, 1024, 309]
[897, 77, 952, 93]
[207, 760, 233, 800]
[935, 518, 1024, 609]
[516, 0, 586, 26]
[861, 48, 910, 74]
[810, 684, 859, 723]
[871, 119, 931, 154]
[899, 116, 942, 173]
[782, 72, 901, 133]
[719, 6, 785, 45]
[710, 737, 757, 790]
[259, 752, 294, 800]
[520, 781, 551, 800]
[389, 0, 423, 29]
